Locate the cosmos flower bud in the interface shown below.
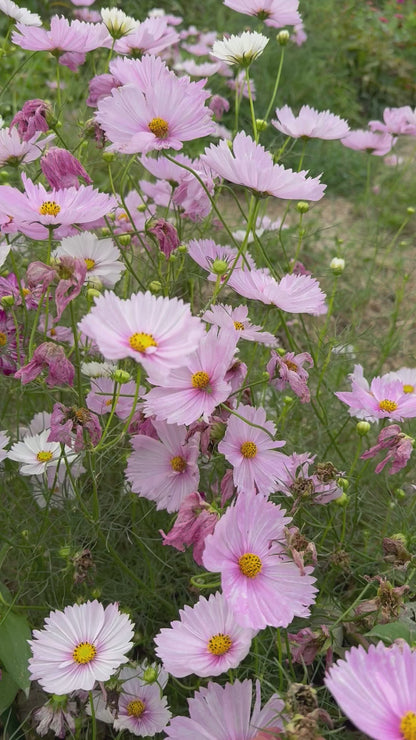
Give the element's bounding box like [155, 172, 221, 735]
[356, 421, 371, 436]
[0, 295, 15, 308]
[112, 369, 132, 384]
[118, 234, 131, 247]
[211, 258, 229, 275]
[256, 119, 268, 131]
[148, 280, 162, 293]
[87, 288, 101, 301]
[277, 29, 290, 45]
[330, 257, 345, 275]
[296, 200, 309, 213]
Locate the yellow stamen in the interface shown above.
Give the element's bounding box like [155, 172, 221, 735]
[207, 633, 232, 655]
[234, 321, 245, 330]
[240, 441, 257, 458]
[148, 117, 169, 139]
[105, 399, 113, 406]
[239, 552, 262, 578]
[284, 359, 298, 372]
[403, 385, 414, 394]
[379, 399, 398, 413]
[49, 328, 57, 337]
[170, 456, 187, 472]
[400, 711, 416, 740]
[127, 699, 145, 717]
[22, 288, 31, 296]
[36, 451, 53, 463]
[39, 200, 61, 217]
[84, 258, 96, 271]
[0, 332, 7, 346]
[72, 641, 97, 664]
[129, 332, 157, 353]
[191, 371, 210, 389]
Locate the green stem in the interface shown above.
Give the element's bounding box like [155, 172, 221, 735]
[264, 47, 285, 122]
[89, 691, 97, 740]
[245, 67, 258, 141]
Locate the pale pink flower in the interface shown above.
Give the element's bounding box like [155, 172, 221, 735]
[181, 29, 218, 56]
[86, 377, 137, 420]
[361, 425, 414, 475]
[203, 132, 326, 200]
[29, 600, 134, 694]
[325, 642, 416, 740]
[177, 59, 225, 77]
[227, 69, 256, 100]
[114, 671, 171, 736]
[369, 106, 416, 136]
[114, 16, 179, 56]
[12, 15, 110, 53]
[229, 268, 327, 315]
[38, 315, 73, 343]
[341, 129, 394, 156]
[218, 404, 288, 495]
[383, 366, 416, 394]
[267, 350, 313, 402]
[165, 679, 284, 739]
[223, 0, 301, 29]
[232, 214, 286, 243]
[154, 592, 254, 678]
[187, 238, 254, 282]
[209, 94, 230, 119]
[87, 73, 120, 107]
[202, 492, 317, 630]
[203, 304, 277, 346]
[143, 328, 237, 426]
[78, 290, 204, 372]
[335, 364, 416, 421]
[33, 696, 77, 738]
[292, 21, 307, 45]
[0, 127, 53, 167]
[125, 420, 200, 512]
[40, 147, 92, 190]
[160, 491, 219, 565]
[272, 105, 349, 140]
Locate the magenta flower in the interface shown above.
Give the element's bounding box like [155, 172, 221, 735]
[203, 132, 326, 200]
[15, 342, 74, 387]
[335, 364, 416, 421]
[148, 218, 180, 258]
[78, 290, 204, 372]
[144, 328, 237, 426]
[27, 257, 86, 321]
[41, 148, 92, 190]
[96, 55, 214, 154]
[341, 129, 394, 156]
[160, 491, 219, 565]
[154, 592, 254, 678]
[203, 304, 278, 346]
[29, 600, 134, 694]
[325, 642, 416, 740]
[125, 420, 200, 512]
[223, 0, 301, 29]
[12, 15, 110, 53]
[202, 492, 317, 630]
[218, 404, 288, 496]
[165, 679, 284, 739]
[272, 105, 350, 140]
[87, 73, 120, 107]
[0, 173, 115, 240]
[10, 99, 51, 141]
[361, 424, 414, 474]
[267, 350, 313, 402]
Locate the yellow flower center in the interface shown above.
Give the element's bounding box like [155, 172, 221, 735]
[148, 117, 169, 139]
[0, 332, 7, 347]
[49, 328, 57, 337]
[129, 332, 157, 353]
[234, 321, 245, 330]
[170, 455, 187, 472]
[191, 371, 210, 389]
[403, 385, 414, 394]
[207, 633, 232, 655]
[400, 711, 416, 740]
[238, 552, 262, 578]
[22, 288, 31, 296]
[72, 641, 97, 664]
[39, 200, 61, 217]
[105, 398, 114, 406]
[36, 451, 53, 463]
[240, 441, 257, 458]
[284, 359, 298, 372]
[127, 699, 146, 717]
[379, 399, 398, 412]
[84, 258, 96, 271]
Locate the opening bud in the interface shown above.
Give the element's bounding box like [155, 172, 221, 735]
[296, 201, 309, 214]
[338, 477, 349, 490]
[330, 257, 345, 275]
[356, 421, 371, 436]
[137, 204, 147, 212]
[277, 29, 290, 45]
[100, 227, 111, 237]
[333, 492, 349, 506]
[177, 244, 188, 253]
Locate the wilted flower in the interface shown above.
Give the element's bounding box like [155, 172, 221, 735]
[15, 342, 74, 386]
[41, 147, 92, 190]
[148, 218, 180, 258]
[160, 491, 219, 564]
[361, 424, 414, 474]
[267, 350, 313, 402]
[48, 402, 102, 451]
[10, 99, 51, 141]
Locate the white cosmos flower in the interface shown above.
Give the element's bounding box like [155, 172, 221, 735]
[7, 429, 74, 475]
[101, 7, 138, 38]
[0, 0, 42, 26]
[0, 430, 9, 462]
[81, 360, 117, 378]
[54, 232, 125, 289]
[211, 31, 268, 66]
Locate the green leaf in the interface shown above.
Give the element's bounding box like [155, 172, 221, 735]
[366, 620, 416, 645]
[0, 670, 19, 714]
[0, 610, 31, 695]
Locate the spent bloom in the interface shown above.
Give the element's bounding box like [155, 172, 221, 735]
[154, 592, 254, 678]
[267, 350, 313, 403]
[223, 0, 301, 29]
[335, 364, 416, 421]
[203, 132, 326, 201]
[218, 404, 288, 496]
[160, 491, 219, 565]
[78, 290, 204, 372]
[0, 0, 41, 25]
[165, 678, 284, 739]
[29, 600, 134, 694]
[48, 403, 102, 451]
[272, 105, 350, 140]
[274, 453, 344, 506]
[10, 98, 51, 141]
[15, 342, 74, 387]
[203, 492, 317, 630]
[40, 147, 92, 190]
[361, 424, 414, 475]
[325, 642, 416, 740]
[211, 31, 268, 66]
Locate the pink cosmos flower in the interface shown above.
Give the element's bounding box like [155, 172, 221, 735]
[369, 106, 416, 136]
[154, 592, 254, 678]
[335, 364, 416, 421]
[341, 129, 394, 156]
[41, 148, 92, 190]
[165, 679, 284, 739]
[272, 105, 350, 140]
[209, 94, 230, 119]
[96, 55, 214, 154]
[218, 404, 288, 496]
[187, 238, 254, 282]
[143, 328, 237, 426]
[202, 492, 317, 630]
[0, 127, 53, 167]
[229, 268, 327, 315]
[325, 642, 416, 740]
[202, 304, 278, 346]
[78, 290, 204, 372]
[227, 69, 256, 100]
[87, 73, 120, 107]
[361, 425, 414, 475]
[160, 491, 219, 565]
[86, 377, 137, 420]
[125, 420, 200, 512]
[177, 59, 225, 77]
[383, 366, 416, 394]
[114, 16, 179, 56]
[203, 132, 326, 200]
[29, 600, 134, 694]
[10, 99, 51, 141]
[223, 0, 301, 29]
[15, 342, 74, 387]
[0, 173, 116, 240]
[267, 350, 313, 402]
[274, 452, 343, 506]
[12, 15, 110, 53]
[113, 670, 171, 736]
[38, 315, 73, 343]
